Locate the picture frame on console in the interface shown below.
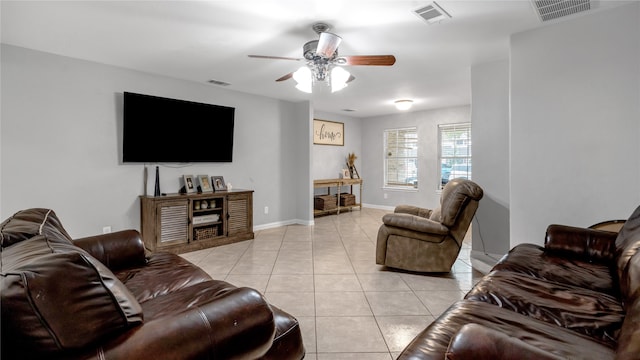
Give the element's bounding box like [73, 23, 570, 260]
[198, 175, 212, 192]
[212, 176, 227, 191]
[183, 175, 196, 193]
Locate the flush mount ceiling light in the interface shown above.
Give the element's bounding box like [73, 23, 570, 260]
[395, 100, 414, 110]
[249, 23, 396, 94]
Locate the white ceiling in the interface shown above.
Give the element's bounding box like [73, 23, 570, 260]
[1, 1, 632, 117]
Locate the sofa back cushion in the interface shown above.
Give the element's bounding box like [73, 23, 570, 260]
[615, 205, 640, 306]
[1, 208, 73, 248]
[1, 209, 143, 356]
[616, 295, 640, 360]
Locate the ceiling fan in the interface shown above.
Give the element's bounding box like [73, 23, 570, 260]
[248, 23, 396, 93]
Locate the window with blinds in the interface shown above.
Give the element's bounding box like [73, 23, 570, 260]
[384, 127, 418, 188]
[439, 123, 471, 189]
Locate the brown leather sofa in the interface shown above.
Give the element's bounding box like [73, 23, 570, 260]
[1, 208, 305, 360]
[376, 178, 483, 272]
[397, 205, 640, 360]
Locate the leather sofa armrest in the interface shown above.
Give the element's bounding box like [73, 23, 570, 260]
[394, 205, 433, 218]
[382, 213, 448, 234]
[446, 323, 563, 360]
[73, 230, 147, 271]
[96, 287, 276, 360]
[544, 224, 618, 263]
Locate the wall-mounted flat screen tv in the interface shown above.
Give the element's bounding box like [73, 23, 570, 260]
[123, 92, 235, 163]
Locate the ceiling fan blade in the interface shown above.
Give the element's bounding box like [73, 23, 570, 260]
[275, 72, 294, 82]
[316, 32, 342, 58]
[340, 55, 396, 66]
[248, 55, 302, 61]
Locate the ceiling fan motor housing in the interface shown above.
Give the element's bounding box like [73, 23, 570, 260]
[303, 40, 319, 60]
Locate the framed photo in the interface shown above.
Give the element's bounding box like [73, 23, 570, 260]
[183, 175, 196, 193]
[212, 176, 227, 191]
[341, 169, 351, 179]
[198, 175, 212, 192]
[313, 119, 344, 146]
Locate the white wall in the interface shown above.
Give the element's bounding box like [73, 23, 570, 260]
[1, 45, 311, 237]
[471, 60, 510, 257]
[510, 3, 640, 246]
[360, 106, 471, 210]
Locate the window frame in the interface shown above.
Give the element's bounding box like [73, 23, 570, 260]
[383, 127, 418, 189]
[438, 123, 472, 190]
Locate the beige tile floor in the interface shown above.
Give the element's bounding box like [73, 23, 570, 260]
[180, 207, 483, 359]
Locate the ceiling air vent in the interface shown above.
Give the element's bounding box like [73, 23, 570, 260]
[531, 0, 590, 22]
[207, 79, 231, 86]
[414, 2, 451, 24]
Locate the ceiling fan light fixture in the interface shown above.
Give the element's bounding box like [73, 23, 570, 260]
[394, 99, 414, 110]
[331, 67, 350, 93]
[316, 32, 342, 58]
[293, 66, 312, 93]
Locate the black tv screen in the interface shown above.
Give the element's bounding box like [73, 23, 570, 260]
[123, 92, 235, 163]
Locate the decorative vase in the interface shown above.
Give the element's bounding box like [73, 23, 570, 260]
[154, 166, 161, 197]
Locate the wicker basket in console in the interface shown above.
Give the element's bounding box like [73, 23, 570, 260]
[194, 227, 218, 240]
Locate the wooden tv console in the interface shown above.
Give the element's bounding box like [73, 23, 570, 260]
[140, 189, 253, 254]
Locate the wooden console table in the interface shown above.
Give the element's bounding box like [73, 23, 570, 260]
[313, 178, 363, 216]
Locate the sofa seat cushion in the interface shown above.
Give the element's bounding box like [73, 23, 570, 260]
[115, 252, 212, 303]
[491, 243, 616, 294]
[397, 300, 615, 360]
[1, 235, 143, 356]
[465, 271, 624, 346]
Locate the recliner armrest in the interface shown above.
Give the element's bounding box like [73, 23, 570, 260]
[545, 224, 618, 263]
[394, 204, 433, 218]
[446, 323, 563, 360]
[73, 230, 147, 271]
[382, 213, 448, 234]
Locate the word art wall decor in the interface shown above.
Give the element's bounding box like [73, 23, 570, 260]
[313, 119, 344, 146]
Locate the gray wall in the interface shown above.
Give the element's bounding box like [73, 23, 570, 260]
[1, 44, 312, 237]
[471, 60, 510, 257]
[3, 3, 639, 249]
[312, 111, 363, 204]
[510, 3, 640, 246]
[360, 106, 471, 210]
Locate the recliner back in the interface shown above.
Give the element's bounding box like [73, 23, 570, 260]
[438, 178, 484, 247]
[439, 178, 484, 228]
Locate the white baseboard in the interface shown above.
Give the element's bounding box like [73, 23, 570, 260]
[470, 250, 504, 274]
[253, 218, 314, 231]
[362, 203, 395, 211]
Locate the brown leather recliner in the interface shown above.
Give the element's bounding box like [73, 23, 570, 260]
[376, 178, 483, 272]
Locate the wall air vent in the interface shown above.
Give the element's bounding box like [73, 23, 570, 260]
[208, 79, 231, 86]
[414, 2, 451, 24]
[531, 0, 590, 22]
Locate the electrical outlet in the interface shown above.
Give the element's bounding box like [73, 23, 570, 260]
[383, 193, 388, 199]
[102, 226, 112, 234]
[264, 206, 269, 214]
